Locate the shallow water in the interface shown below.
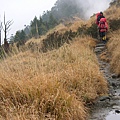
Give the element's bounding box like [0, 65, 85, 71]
[106, 111, 120, 120]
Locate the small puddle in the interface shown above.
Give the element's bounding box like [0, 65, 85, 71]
[106, 110, 120, 120]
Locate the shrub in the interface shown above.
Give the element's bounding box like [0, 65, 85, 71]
[85, 23, 98, 38]
[109, 19, 120, 31]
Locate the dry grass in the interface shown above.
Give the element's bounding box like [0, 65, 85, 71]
[107, 30, 120, 75]
[105, 4, 120, 21]
[1, 2, 120, 119]
[68, 19, 85, 32]
[0, 35, 108, 120]
[51, 24, 68, 34]
[99, 51, 110, 63]
[87, 4, 120, 76]
[25, 24, 68, 46]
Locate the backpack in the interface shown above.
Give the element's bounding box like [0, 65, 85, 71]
[96, 13, 100, 18]
[98, 20, 108, 32]
[99, 21, 106, 29]
[96, 12, 105, 25]
[96, 13, 101, 25]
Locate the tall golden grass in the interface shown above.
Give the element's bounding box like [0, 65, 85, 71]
[107, 30, 120, 75]
[105, 3, 120, 21]
[0, 35, 108, 120]
[1, 2, 120, 119]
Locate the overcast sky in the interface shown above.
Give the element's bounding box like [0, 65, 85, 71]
[0, 0, 112, 43]
[82, 0, 112, 19]
[0, 0, 57, 42]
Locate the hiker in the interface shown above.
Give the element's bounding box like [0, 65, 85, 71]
[96, 12, 105, 25]
[98, 18, 108, 43]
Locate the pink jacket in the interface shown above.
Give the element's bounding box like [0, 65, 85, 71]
[98, 18, 108, 32]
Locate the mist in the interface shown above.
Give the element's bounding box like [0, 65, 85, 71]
[77, 0, 113, 19]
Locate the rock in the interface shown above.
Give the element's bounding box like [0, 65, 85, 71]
[96, 43, 105, 47]
[111, 82, 117, 87]
[112, 106, 120, 109]
[115, 110, 120, 114]
[112, 74, 120, 79]
[99, 96, 111, 101]
[112, 96, 120, 100]
[94, 49, 102, 53]
[95, 46, 105, 50]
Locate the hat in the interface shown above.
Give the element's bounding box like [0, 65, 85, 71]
[100, 12, 103, 15]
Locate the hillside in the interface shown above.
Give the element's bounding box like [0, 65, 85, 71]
[42, 0, 86, 22]
[11, 0, 102, 44]
[0, 1, 120, 120]
[11, 0, 87, 44]
[104, 0, 120, 76]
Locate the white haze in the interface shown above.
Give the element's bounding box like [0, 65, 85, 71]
[0, 0, 113, 43]
[77, 0, 113, 19]
[0, 0, 57, 43]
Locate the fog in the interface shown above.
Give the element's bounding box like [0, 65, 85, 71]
[77, 0, 113, 19]
[0, 0, 57, 43]
[0, 0, 113, 43]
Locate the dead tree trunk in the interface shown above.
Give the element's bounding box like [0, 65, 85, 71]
[2, 13, 13, 52]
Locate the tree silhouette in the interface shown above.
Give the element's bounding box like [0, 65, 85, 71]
[2, 13, 13, 43]
[1, 13, 13, 52]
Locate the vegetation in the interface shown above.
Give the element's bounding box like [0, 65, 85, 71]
[0, 16, 109, 120]
[0, 34, 108, 119]
[2, 13, 13, 44]
[109, 19, 120, 31]
[42, 0, 85, 22]
[104, 0, 120, 76]
[9, 0, 87, 46]
[107, 30, 120, 76]
[0, 0, 120, 119]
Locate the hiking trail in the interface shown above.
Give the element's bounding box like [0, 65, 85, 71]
[89, 41, 120, 120]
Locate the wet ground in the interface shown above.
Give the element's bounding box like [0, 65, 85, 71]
[89, 41, 120, 120]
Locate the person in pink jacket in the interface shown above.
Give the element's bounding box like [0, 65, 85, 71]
[98, 18, 108, 43]
[96, 12, 105, 25]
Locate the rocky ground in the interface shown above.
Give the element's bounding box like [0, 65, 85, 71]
[89, 41, 120, 120]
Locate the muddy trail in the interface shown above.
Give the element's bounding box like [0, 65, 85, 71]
[89, 41, 120, 120]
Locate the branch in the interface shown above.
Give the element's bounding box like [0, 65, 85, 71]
[6, 20, 13, 30]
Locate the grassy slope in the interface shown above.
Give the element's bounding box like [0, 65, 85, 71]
[107, 30, 120, 75]
[104, 4, 120, 75]
[0, 15, 112, 120]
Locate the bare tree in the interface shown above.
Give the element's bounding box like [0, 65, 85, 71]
[2, 13, 13, 52]
[2, 13, 13, 43]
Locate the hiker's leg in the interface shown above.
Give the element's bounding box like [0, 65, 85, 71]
[102, 32, 106, 44]
[99, 32, 103, 42]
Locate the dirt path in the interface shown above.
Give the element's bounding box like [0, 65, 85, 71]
[89, 41, 120, 120]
